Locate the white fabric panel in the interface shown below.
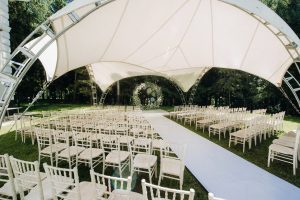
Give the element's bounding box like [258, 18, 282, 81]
[125, 0, 200, 68]
[164, 68, 208, 92]
[180, 0, 213, 67]
[242, 24, 291, 86]
[54, 0, 128, 77]
[212, 0, 259, 69]
[221, 0, 300, 46]
[91, 62, 160, 91]
[102, 0, 188, 61]
[33, 0, 300, 91]
[25, 36, 57, 81]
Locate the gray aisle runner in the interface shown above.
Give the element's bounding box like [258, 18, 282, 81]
[143, 110, 300, 200]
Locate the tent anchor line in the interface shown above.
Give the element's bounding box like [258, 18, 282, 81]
[0, 0, 115, 128]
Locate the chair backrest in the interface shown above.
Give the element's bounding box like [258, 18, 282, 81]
[161, 144, 186, 177]
[73, 131, 92, 149]
[35, 128, 53, 152]
[0, 154, 17, 199]
[101, 135, 119, 153]
[142, 179, 194, 200]
[43, 163, 80, 200]
[9, 156, 44, 200]
[130, 139, 151, 157]
[90, 170, 131, 198]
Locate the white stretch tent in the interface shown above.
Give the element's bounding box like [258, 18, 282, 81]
[33, 0, 300, 92]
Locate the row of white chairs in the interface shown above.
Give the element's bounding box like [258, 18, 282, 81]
[268, 129, 300, 175]
[35, 127, 185, 188]
[0, 154, 197, 200]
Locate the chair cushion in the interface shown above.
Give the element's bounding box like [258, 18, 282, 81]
[78, 148, 104, 160]
[133, 154, 157, 169]
[161, 158, 182, 177]
[269, 144, 294, 155]
[58, 146, 85, 158]
[105, 151, 130, 164]
[65, 181, 106, 200]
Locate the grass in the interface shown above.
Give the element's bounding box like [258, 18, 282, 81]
[0, 132, 208, 199]
[167, 116, 300, 188]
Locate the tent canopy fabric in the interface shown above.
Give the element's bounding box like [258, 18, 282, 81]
[36, 0, 300, 92]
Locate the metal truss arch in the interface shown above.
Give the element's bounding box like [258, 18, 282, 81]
[0, 0, 114, 127]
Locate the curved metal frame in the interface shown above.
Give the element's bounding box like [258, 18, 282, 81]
[99, 86, 112, 106]
[0, 0, 115, 127]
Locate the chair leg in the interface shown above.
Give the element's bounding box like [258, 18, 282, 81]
[267, 149, 271, 167]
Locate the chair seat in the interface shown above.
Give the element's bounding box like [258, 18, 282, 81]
[230, 129, 249, 138]
[161, 158, 182, 176]
[41, 143, 67, 154]
[197, 119, 213, 124]
[152, 140, 169, 149]
[105, 151, 130, 164]
[119, 136, 134, 144]
[133, 154, 157, 169]
[65, 181, 106, 200]
[0, 179, 19, 197]
[269, 144, 294, 155]
[25, 178, 52, 200]
[272, 139, 294, 148]
[78, 148, 104, 160]
[134, 138, 151, 146]
[58, 146, 85, 158]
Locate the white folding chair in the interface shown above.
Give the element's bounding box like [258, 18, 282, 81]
[142, 179, 194, 200]
[35, 128, 67, 166]
[158, 145, 185, 190]
[54, 131, 85, 168]
[73, 131, 104, 168]
[268, 127, 300, 175]
[0, 154, 17, 200]
[90, 169, 131, 199]
[43, 163, 94, 200]
[103, 137, 131, 177]
[129, 139, 157, 184]
[9, 156, 48, 200]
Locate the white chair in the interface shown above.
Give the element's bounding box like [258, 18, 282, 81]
[158, 145, 185, 190]
[35, 128, 67, 166]
[0, 154, 17, 200]
[268, 127, 300, 175]
[103, 137, 131, 177]
[152, 133, 169, 155]
[208, 193, 225, 200]
[129, 139, 157, 183]
[73, 131, 104, 168]
[43, 163, 94, 200]
[19, 116, 34, 145]
[9, 156, 48, 200]
[142, 179, 195, 200]
[54, 131, 85, 168]
[90, 169, 131, 199]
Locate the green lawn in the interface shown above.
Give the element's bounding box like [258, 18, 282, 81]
[0, 132, 208, 199]
[167, 116, 300, 188]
